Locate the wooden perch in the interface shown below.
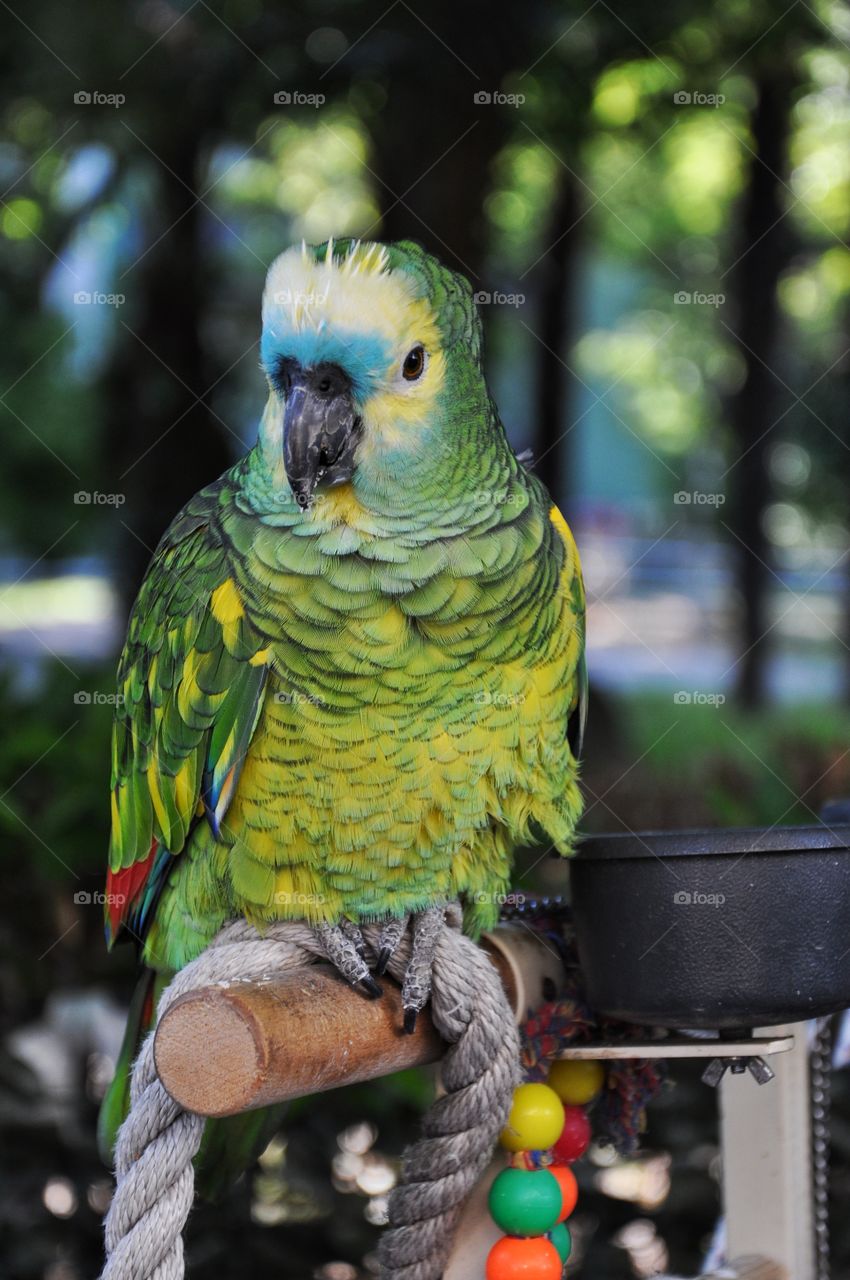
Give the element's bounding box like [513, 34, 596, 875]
[154, 923, 564, 1117]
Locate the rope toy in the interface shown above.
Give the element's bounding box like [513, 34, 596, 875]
[522, 998, 666, 1154]
[100, 914, 520, 1280]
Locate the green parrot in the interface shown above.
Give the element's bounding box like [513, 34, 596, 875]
[101, 238, 586, 1173]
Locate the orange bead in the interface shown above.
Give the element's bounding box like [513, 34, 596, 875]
[549, 1164, 578, 1221]
[486, 1234, 564, 1280]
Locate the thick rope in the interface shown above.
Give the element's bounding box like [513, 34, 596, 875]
[101, 915, 520, 1280]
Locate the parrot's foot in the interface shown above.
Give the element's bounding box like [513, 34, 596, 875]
[401, 906, 446, 1034]
[375, 914, 409, 976]
[313, 921, 383, 999]
[340, 917, 368, 957]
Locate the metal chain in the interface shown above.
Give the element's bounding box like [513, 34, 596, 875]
[811, 1017, 832, 1280]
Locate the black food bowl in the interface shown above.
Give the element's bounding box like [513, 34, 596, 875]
[569, 824, 850, 1029]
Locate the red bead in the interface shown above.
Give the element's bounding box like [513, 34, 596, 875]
[552, 1104, 591, 1163]
[549, 1164, 578, 1221]
[486, 1235, 564, 1280]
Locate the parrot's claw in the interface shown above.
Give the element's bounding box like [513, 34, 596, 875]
[313, 922, 383, 998]
[340, 918, 368, 957]
[375, 914, 409, 976]
[401, 906, 446, 1034]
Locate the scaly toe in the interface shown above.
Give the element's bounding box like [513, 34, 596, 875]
[340, 918, 368, 957]
[314, 922, 383, 996]
[400, 905, 446, 1033]
[375, 914, 409, 976]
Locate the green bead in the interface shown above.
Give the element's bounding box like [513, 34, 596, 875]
[548, 1222, 572, 1262]
[487, 1168, 562, 1237]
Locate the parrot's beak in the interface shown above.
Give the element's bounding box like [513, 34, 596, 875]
[282, 363, 362, 508]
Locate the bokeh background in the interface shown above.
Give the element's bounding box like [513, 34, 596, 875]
[3, 1, 850, 1276]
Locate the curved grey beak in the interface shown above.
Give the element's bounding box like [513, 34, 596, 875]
[282, 362, 361, 508]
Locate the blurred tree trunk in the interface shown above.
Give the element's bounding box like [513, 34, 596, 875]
[727, 70, 794, 709]
[836, 301, 850, 700]
[366, 1, 522, 285]
[103, 127, 231, 615]
[529, 168, 583, 510]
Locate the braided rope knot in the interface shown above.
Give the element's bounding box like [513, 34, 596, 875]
[101, 916, 520, 1280]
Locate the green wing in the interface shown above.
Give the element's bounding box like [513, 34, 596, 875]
[105, 485, 268, 946]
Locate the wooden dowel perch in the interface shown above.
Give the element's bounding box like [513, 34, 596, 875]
[154, 924, 564, 1117]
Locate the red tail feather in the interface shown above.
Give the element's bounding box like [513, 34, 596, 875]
[105, 840, 157, 941]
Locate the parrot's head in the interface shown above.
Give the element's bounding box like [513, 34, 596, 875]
[258, 238, 490, 510]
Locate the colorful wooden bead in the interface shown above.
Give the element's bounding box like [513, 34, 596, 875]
[548, 1221, 572, 1262]
[548, 1163, 578, 1221]
[552, 1103, 591, 1163]
[499, 1083, 566, 1153]
[548, 1058, 605, 1105]
[487, 1168, 562, 1236]
[485, 1234, 564, 1280]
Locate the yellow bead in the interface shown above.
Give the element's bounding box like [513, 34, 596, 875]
[500, 1083, 565, 1152]
[548, 1058, 605, 1105]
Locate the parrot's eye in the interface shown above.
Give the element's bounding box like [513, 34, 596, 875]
[402, 346, 426, 382]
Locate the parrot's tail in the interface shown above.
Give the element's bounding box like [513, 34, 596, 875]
[98, 967, 287, 1201]
[97, 966, 159, 1166]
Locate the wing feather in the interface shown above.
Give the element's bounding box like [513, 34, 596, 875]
[105, 485, 268, 947]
